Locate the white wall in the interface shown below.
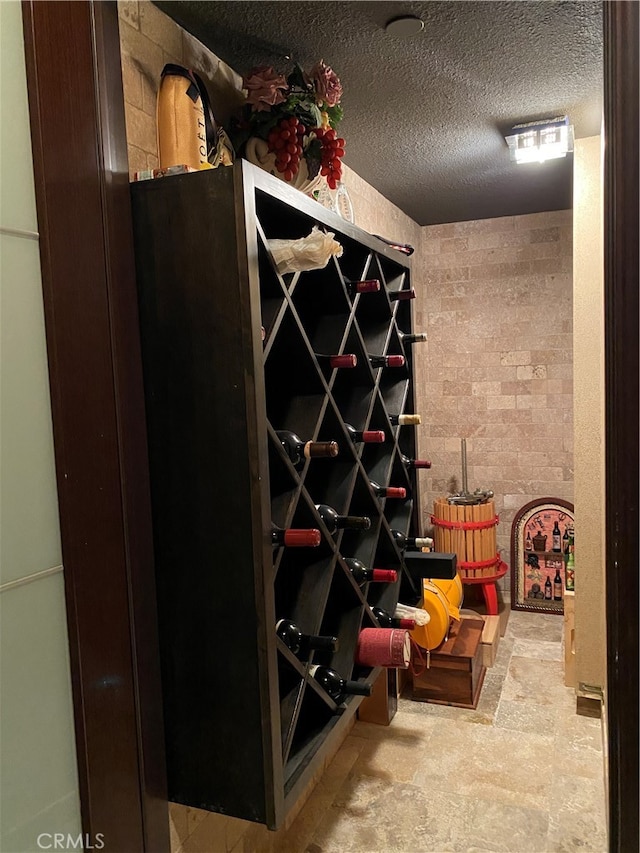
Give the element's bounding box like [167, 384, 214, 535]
[572, 135, 606, 693]
[0, 3, 82, 850]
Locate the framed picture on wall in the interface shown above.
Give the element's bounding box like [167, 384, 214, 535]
[511, 498, 575, 614]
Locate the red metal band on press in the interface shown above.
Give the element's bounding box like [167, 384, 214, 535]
[430, 515, 499, 530]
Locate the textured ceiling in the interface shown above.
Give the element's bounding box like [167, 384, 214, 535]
[155, 1, 603, 225]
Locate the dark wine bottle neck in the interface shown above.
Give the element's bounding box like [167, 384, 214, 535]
[342, 680, 372, 697]
[336, 515, 371, 530]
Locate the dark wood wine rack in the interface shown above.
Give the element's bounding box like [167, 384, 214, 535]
[131, 161, 423, 829]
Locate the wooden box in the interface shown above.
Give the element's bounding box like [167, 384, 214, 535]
[480, 614, 501, 667]
[461, 583, 510, 636]
[357, 668, 399, 726]
[460, 612, 501, 667]
[409, 618, 486, 709]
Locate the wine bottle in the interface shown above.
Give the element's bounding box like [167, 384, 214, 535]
[344, 423, 385, 444]
[399, 332, 427, 345]
[276, 619, 338, 658]
[345, 278, 380, 297]
[388, 288, 416, 302]
[394, 603, 430, 626]
[344, 558, 397, 587]
[308, 665, 372, 702]
[369, 354, 405, 368]
[400, 453, 431, 469]
[276, 430, 339, 468]
[371, 606, 416, 629]
[391, 529, 434, 551]
[370, 480, 406, 499]
[271, 525, 321, 548]
[544, 575, 552, 600]
[553, 568, 563, 601]
[525, 530, 532, 551]
[552, 520, 562, 552]
[315, 504, 371, 533]
[562, 526, 570, 553]
[372, 235, 414, 256]
[565, 544, 575, 591]
[389, 413, 421, 426]
[315, 353, 358, 369]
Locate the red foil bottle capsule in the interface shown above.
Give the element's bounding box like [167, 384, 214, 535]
[370, 569, 398, 582]
[385, 487, 407, 499]
[271, 526, 321, 547]
[346, 278, 380, 296]
[361, 430, 385, 443]
[316, 353, 358, 369]
[401, 454, 432, 469]
[345, 424, 386, 444]
[389, 288, 416, 302]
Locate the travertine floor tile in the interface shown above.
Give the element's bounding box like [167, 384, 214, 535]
[170, 611, 607, 853]
[412, 719, 554, 807]
[505, 612, 563, 643]
[512, 638, 563, 661]
[458, 798, 551, 852]
[501, 656, 574, 706]
[494, 698, 558, 735]
[310, 777, 479, 853]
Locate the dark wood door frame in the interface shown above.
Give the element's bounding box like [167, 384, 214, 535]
[21, 2, 169, 850]
[603, 3, 639, 851]
[20, 0, 639, 850]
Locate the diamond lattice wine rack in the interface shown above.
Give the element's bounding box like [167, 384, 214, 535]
[131, 161, 424, 829]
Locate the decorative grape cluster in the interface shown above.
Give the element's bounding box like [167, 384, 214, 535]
[266, 117, 346, 189]
[267, 117, 306, 180]
[315, 127, 346, 190]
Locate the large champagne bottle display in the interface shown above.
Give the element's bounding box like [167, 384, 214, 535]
[131, 161, 424, 829]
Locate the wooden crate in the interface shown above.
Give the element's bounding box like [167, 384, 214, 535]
[460, 612, 501, 667]
[409, 618, 486, 709]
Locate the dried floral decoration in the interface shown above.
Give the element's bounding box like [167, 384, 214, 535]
[231, 60, 345, 189]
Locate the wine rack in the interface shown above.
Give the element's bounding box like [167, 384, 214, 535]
[131, 161, 424, 829]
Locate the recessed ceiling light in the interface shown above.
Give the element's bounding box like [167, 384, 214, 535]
[505, 116, 575, 164]
[384, 16, 424, 37]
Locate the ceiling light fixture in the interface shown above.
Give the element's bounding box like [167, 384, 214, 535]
[505, 116, 574, 164]
[384, 16, 424, 37]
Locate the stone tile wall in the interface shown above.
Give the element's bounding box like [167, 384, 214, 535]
[413, 211, 574, 593]
[118, 1, 245, 176]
